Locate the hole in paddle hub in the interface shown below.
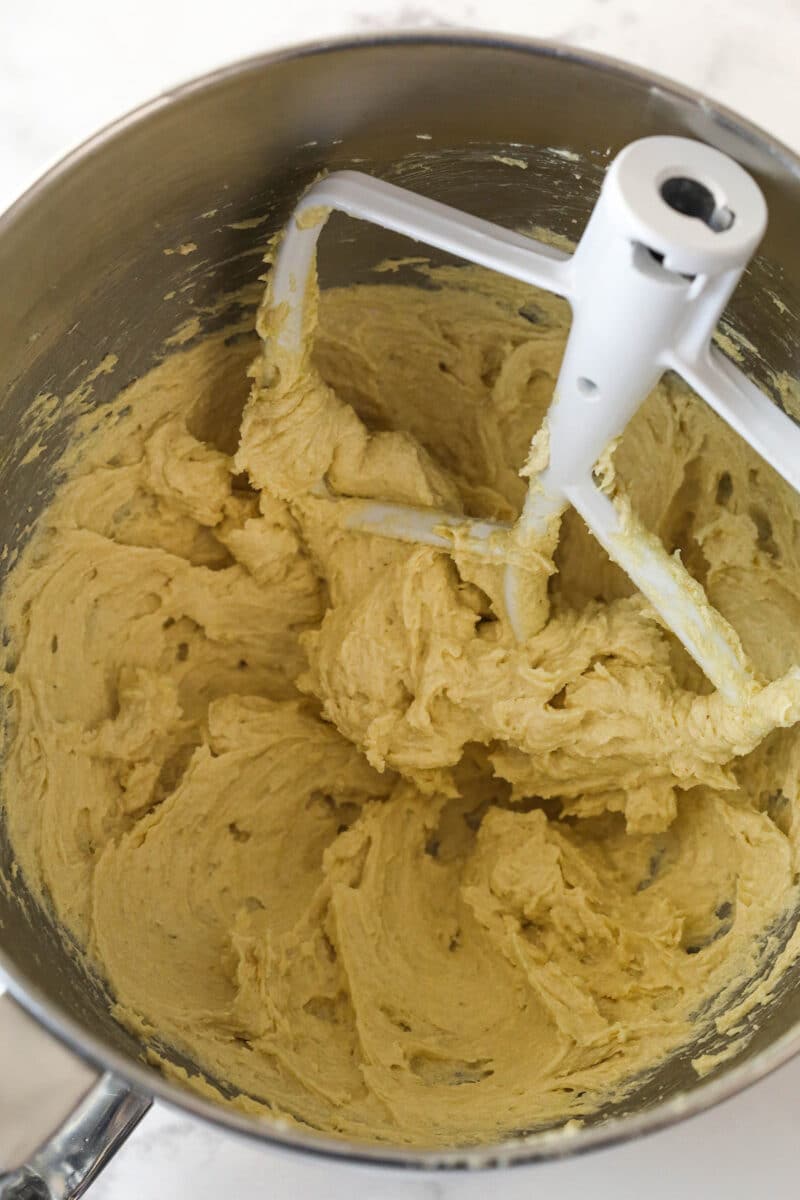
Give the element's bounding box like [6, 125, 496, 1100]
[660, 176, 734, 233]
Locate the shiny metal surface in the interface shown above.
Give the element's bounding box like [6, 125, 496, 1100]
[0, 995, 150, 1199]
[0, 32, 799, 1180]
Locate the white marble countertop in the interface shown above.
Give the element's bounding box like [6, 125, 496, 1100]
[2, 0, 799, 1196]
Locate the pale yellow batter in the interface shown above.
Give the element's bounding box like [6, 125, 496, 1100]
[3, 262, 800, 1146]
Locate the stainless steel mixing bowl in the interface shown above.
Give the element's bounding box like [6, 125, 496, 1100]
[1, 31, 799, 1199]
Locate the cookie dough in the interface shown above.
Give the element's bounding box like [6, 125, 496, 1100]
[3, 262, 800, 1146]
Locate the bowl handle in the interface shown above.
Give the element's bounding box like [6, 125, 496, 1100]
[0, 992, 151, 1198]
